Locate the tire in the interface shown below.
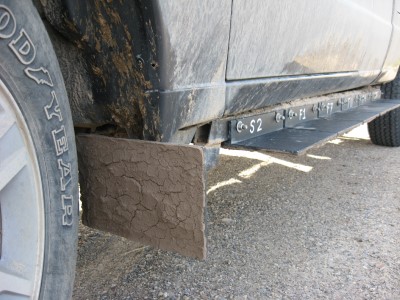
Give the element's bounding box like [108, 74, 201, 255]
[0, 1, 78, 299]
[368, 71, 400, 147]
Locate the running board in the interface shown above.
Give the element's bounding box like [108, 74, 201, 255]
[226, 99, 400, 155]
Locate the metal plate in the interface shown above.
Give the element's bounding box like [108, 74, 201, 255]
[227, 99, 400, 155]
[231, 127, 337, 155]
[332, 102, 399, 121]
[292, 119, 359, 134]
[339, 95, 356, 111]
[230, 110, 284, 143]
[285, 104, 319, 128]
[318, 98, 342, 118]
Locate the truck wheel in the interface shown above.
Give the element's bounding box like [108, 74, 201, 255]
[0, 2, 78, 299]
[368, 72, 400, 146]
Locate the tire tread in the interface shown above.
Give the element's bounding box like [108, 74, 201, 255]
[368, 74, 400, 147]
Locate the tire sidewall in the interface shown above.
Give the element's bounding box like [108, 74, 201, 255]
[0, 1, 78, 299]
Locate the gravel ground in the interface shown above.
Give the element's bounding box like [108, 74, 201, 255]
[73, 125, 400, 300]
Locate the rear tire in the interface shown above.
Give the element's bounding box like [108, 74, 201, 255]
[368, 71, 400, 147]
[0, 1, 78, 299]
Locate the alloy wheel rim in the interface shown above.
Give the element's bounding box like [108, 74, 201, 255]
[0, 79, 45, 299]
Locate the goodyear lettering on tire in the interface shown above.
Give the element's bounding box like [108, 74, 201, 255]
[0, 4, 74, 226]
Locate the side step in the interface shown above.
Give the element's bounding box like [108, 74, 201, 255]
[226, 99, 400, 155]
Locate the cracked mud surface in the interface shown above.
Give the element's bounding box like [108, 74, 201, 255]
[77, 135, 206, 259]
[73, 125, 400, 299]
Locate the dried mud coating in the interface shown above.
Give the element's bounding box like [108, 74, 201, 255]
[76, 135, 206, 259]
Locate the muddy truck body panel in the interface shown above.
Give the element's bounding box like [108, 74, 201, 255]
[40, 0, 400, 143]
[40, 0, 231, 143]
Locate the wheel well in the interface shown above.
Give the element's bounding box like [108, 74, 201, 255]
[34, 0, 160, 139]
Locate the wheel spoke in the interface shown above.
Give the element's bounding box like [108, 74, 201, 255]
[0, 267, 32, 296]
[0, 78, 45, 298]
[0, 112, 15, 139]
[0, 148, 27, 192]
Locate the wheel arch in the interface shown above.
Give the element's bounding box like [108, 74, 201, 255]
[34, 0, 160, 139]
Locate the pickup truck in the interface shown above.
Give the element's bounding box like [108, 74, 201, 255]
[1, 0, 400, 299]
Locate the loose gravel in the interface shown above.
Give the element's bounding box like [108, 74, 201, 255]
[73, 125, 400, 299]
